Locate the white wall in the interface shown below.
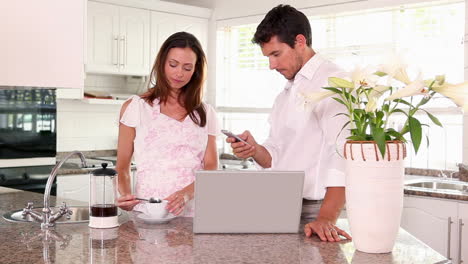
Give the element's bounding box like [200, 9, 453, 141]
[212, 0, 436, 22]
[213, 0, 359, 21]
[0, 0, 85, 88]
[464, 0, 468, 165]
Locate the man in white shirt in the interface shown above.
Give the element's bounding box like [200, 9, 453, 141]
[227, 5, 352, 242]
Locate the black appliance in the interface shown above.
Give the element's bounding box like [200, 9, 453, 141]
[0, 88, 56, 159]
[0, 165, 56, 195]
[0, 87, 57, 194]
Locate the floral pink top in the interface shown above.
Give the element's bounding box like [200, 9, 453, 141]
[120, 95, 219, 216]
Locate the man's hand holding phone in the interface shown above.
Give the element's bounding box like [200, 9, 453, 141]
[222, 130, 257, 159]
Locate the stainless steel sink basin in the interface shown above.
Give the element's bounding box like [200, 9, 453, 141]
[405, 179, 468, 195]
[3, 206, 89, 224]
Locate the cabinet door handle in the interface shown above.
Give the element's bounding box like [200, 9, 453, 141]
[124, 36, 127, 67]
[113, 36, 118, 66]
[459, 219, 464, 264]
[448, 217, 453, 260]
[120, 36, 125, 68]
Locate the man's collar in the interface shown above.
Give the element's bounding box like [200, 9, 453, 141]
[285, 54, 325, 90]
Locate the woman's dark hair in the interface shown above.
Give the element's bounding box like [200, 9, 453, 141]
[143, 31, 207, 127]
[252, 5, 312, 48]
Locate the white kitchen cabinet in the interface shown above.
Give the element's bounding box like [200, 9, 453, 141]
[458, 202, 468, 264]
[402, 195, 468, 264]
[57, 174, 89, 203]
[401, 196, 458, 262]
[150, 11, 208, 64]
[87, 1, 150, 76]
[0, 1, 84, 88]
[56, 170, 136, 204]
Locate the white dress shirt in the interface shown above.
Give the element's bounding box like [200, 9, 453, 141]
[260, 54, 349, 200]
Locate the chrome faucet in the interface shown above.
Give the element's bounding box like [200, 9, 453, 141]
[22, 151, 88, 229]
[439, 170, 448, 179]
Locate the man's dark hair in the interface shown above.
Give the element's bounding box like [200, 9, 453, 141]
[252, 5, 312, 48]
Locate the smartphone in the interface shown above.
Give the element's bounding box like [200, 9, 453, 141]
[221, 129, 249, 145]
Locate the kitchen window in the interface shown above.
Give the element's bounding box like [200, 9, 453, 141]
[215, 0, 465, 170]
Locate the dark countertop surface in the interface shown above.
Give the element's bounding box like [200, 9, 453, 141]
[0, 187, 449, 264]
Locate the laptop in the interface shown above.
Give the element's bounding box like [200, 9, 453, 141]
[193, 170, 305, 233]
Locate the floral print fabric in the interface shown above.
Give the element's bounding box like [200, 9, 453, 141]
[120, 95, 218, 216]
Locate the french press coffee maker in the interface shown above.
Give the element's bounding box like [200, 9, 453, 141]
[89, 163, 119, 228]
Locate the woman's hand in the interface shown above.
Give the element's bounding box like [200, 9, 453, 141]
[164, 185, 194, 216]
[117, 194, 140, 211]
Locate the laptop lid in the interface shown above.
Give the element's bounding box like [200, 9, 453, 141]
[193, 171, 305, 233]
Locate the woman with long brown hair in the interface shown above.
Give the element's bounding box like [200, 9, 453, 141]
[116, 32, 218, 217]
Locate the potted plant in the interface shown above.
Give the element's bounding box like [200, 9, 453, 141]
[299, 59, 467, 253]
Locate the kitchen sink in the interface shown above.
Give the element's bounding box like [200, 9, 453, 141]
[405, 179, 468, 194]
[3, 206, 90, 224]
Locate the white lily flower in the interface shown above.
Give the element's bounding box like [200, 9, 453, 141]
[365, 97, 378, 112]
[369, 85, 391, 99]
[378, 56, 411, 85]
[385, 79, 427, 101]
[297, 91, 335, 112]
[350, 66, 379, 89]
[432, 81, 468, 107]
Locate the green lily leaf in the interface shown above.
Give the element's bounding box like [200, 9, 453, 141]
[371, 127, 386, 157]
[376, 111, 384, 121]
[422, 110, 443, 127]
[408, 116, 422, 154]
[331, 97, 347, 107]
[333, 113, 350, 118]
[322, 87, 343, 94]
[393, 99, 413, 107]
[336, 121, 351, 142]
[391, 109, 408, 116]
[382, 104, 390, 112]
[386, 128, 404, 140]
[347, 135, 366, 141]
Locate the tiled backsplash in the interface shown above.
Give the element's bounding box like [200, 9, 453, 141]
[57, 74, 148, 152]
[84, 74, 147, 97]
[57, 99, 121, 151]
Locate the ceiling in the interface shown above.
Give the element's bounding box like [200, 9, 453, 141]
[160, 0, 216, 8]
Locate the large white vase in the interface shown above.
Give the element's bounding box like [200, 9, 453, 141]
[344, 140, 406, 253]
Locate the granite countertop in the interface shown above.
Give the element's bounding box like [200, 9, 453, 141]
[57, 158, 137, 176]
[0, 188, 449, 264]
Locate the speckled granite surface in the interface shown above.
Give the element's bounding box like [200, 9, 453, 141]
[57, 165, 137, 176]
[0, 188, 449, 264]
[56, 150, 117, 160]
[459, 163, 468, 182]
